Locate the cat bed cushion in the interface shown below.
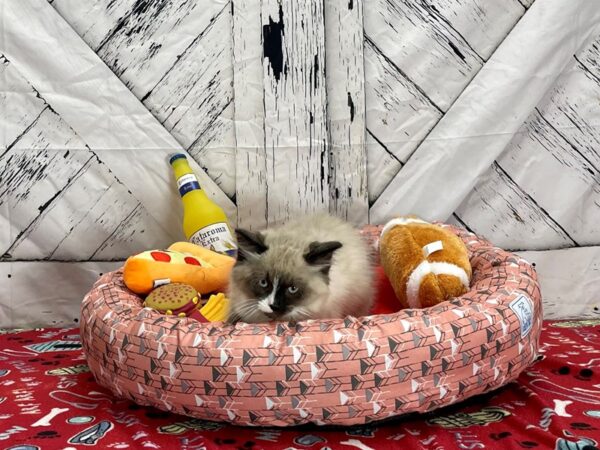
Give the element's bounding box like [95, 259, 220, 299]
[80, 224, 542, 427]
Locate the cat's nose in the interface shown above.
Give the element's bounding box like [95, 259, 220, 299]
[270, 302, 286, 314]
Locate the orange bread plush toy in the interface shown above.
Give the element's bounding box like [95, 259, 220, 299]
[379, 217, 472, 309]
[123, 242, 235, 295]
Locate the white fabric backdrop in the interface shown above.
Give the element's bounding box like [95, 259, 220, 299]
[1, 0, 599, 328]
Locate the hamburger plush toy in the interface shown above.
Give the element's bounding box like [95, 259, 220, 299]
[379, 216, 472, 309]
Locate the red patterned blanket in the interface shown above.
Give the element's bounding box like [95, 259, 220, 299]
[0, 320, 598, 449]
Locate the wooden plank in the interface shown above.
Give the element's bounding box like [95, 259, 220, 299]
[517, 245, 600, 320]
[539, 57, 600, 171]
[452, 162, 577, 251]
[231, 0, 268, 229]
[366, 130, 402, 205]
[261, 0, 329, 224]
[496, 111, 600, 246]
[364, 39, 442, 164]
[51, 0, 137, 50]
[428, 0, 525, 60]
[96, 1, 224, 100]
[363, 0, 483, 110]
[52, 0, 236, 201]
[577, 35, 600, 81]
[0, 261, 121, 328]
[142, 6, 233, 149]
[8, 155, 173, 261]
[0, 108, 91, 257]
[324, 0, 368, 224]
[188, 102, 236, 199]
[3, 0, 236, 234]
[0, 56, 48, 149]
[370, 0, 600, 225]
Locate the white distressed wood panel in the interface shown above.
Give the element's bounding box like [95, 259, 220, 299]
[142, 6, 232, 146]
[8, 155, 171, 261]
[429, 0, 525, 60]
[231, 0, 268, 229]
[2, 0, 236, 237]
[325, 0, 368, 224]
[0, 57, 48, 148]
[0, 107, 91, 257]
[69, 0, 226, 99]
[261, 0, 329, 224]
[364, 0, 483, 111]
[51, 0, 138, 50]
[517, 246, 600, 320]
[188, 101, 237, 199]
[371, 0, 600, 225]
[537, 58, 600, 171]
[364, 39, 442, 164]
[498, 112, 599, 246]
[0, 261, 121, 328]
[51, 0, 236, 199]
[453, 39, 600, 250]
[451, 163, 576, 251]
[366, 131, 402, 205]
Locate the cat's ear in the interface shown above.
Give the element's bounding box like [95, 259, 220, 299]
[304, 241, 342, 276]
[235, 229, 268, 262]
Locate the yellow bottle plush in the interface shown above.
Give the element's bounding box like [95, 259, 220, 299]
[169, 153, 237, 257]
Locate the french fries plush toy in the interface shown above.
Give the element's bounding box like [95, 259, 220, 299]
[379, 217, 472, 309]
[123, 242, 235, 295]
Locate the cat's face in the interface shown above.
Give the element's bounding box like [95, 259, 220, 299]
[227, 229, 342, 323]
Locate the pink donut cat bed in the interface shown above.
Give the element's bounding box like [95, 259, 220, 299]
[80, 224, 542, 427]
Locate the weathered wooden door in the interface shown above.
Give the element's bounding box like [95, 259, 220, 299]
[1, 0, 599, 327]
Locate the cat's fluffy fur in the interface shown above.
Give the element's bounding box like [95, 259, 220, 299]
[227, 214, 375, 323]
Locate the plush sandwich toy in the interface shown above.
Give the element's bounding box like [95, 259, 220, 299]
[379, 216, 472, 309]
[143, 283, 229, 322]
[123, 241, 235, 295]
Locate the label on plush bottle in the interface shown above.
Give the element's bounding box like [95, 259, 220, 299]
[190, 222, 237, 257]
[177, 173, 201, 196]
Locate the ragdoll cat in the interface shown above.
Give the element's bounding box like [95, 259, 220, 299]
[226, 214, 375, 323]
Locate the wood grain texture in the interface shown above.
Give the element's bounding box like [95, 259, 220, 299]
[231, 0, 268, 229]
[366, 130, 402, 205]
[370, 0, 600, 224]
[363, 0, 483, 111]
[497, 111, 600, 246]
[517, 245, 600, 320]
[364, 39, 442, 164]
[539, 56, 600, 172]
[428, 0, 525, 60]
[261, 0, 329, 224]
[452, 163, 577, 251]
[188, 101, 237, 199]
[51, 0, 236, 200]
[8, 154, 172, 261]
[454, 52, 600, 250]
[325, 0, 368, 224]
[0, 106, 91, 258]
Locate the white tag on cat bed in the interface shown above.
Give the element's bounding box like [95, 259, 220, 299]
[422, 241, 444, 258]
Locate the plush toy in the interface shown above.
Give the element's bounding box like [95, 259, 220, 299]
[143, 283, 229, 322]
[379, 216, 472, 309]
[123, 242, 235, 295]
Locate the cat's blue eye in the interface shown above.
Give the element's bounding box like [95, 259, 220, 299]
[287, 286, 299, 294]
[258, 279, 269, 288]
